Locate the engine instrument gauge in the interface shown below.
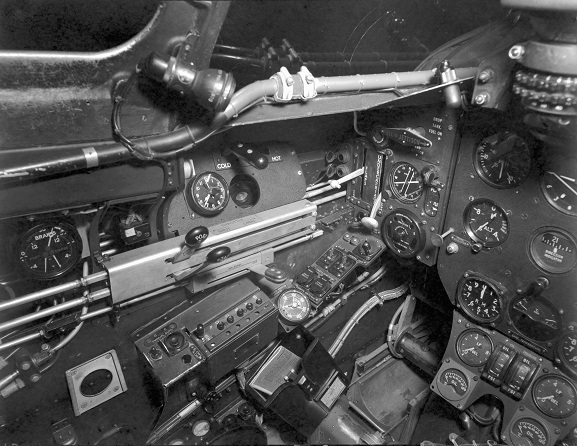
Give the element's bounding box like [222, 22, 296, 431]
[388, 162, 424, 203]
[474, 132, 532, 188]
[457, 276, 503, 324]
[381, 210, 425, 258]
[437, 368, 469, 400]
[456, 330, 493, 367]
[557, 332, 577, 380]
[192, 420, 211, 437]
[16, 222, 82, 280]
[533, 375, 577, 418]
[464, 199, 509, 247]
[530, 228, 577, 274]
[186, 172, 230, 216]
[541, 154, 577, 216]
[510, 295, 560, 342]
[510, 418, 549, 446]
[277, 289, 311, 324]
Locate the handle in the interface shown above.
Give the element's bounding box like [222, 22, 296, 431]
[224, 144, 269, 170]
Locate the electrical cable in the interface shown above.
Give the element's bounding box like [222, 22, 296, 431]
[387, 300, 408, 358]
[353, 111, 366, 136]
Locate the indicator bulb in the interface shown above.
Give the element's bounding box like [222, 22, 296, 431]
[195, 324, 205, 338]
[421, 166, 441, 187]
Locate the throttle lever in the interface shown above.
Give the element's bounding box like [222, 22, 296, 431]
[223, 143, 268, 170]
[170, 246, 232, 282]
[169, 226, 209, 263]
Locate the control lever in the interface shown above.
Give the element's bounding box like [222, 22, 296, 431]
[170, 246, 232, 281]
[361, 192, 382, 230]
[378, 127, 432, 148]
[170, 226, 209, 263]
[247, 264, 287, 284]
[223, 143, 269, 170]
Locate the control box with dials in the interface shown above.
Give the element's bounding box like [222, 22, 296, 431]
[346, 104, 461, 267]
[433, 311, 577, 446]
[294, 232, 384, 307]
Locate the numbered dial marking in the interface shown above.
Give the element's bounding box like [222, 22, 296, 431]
[541, 154, 577, 216]
[388, 162, 424, 203]
[464, 199, 509, 247]
[277, 289, 311, 324]
[438, 368, 469, 400]
[456, 330, 493, 367]
[457, 277, 503, 323]
[474, 132, 532, 188]
[510, 418, 548, 446]
[530, 228, 577, 274]
[557, 332, 577, 380]
[186, 172, 230, 216]
[381, 210, 425, 258]
[533, 375, 577, 418]
[510, 295, 560, 342]
[17, 222, 82, 280]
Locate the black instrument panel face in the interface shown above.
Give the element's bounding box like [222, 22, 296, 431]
[433, 312, 577, 446]
[347, 105, 461, 266]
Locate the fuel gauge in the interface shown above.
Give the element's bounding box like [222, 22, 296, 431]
[457, 330, 493, 367]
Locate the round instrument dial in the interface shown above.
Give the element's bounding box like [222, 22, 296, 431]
[277, 289, 311, 324]
[557, 332, 577, 380]
[457, 277, 503, 324]
[510, 418, 549, 446]
[474, 132, 532, 188]
[437, 368, 469, 400]
[530, 228, 577, 274]
[464, 199, 510, 247]
[192, 420, 210, 437]
[16, 222, 82, 280]
[510, 296, 560, 342]
[381, 210, 425, 258]
[388, 162, 424, 203]
[186, 172, 230, 216]
[456, 330, 493, 367]
[541, 154, 577, 216]
[533, 375, 577, 418]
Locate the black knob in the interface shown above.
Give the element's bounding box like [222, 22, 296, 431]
[246, 302, 253, 310]
[149, 347, 162, 360]
[237, 308, 245, 317]
[185, 226, 209, 248]
[195, 323, 205, 338]
[255, 297, 262, 305]
[227, 315, 234, 323]
[217, 321, 225, 330]
[362, 241, 371, 256]
[206, 246, 231, 263]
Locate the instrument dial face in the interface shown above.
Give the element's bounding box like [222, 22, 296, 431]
[541, 154, 577, 216]
[457, 277, 503, 323]
[510, 418, 548, 446]
[17, 222, 82, 280]
[456, 330, 493, 367]
[278, 289, 311, 324]
[533, 375, 577, 418]
[381, 210, 425, 258]
[464, 199, 509, 247]
[192, 420, 210, 437]
[510, 296, 560, 342]
[438, 368, 469, 400]
[557, 332, 577, 379]
[474, 132, 532, 188]
[186, 172, 230, 216]
[388, 162, 424, 203]
[530, 228, 577, 274]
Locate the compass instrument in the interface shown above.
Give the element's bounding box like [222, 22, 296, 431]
[456, 330, 493, 367]
[510, 295, 560, 342]
[277, 288, 311, 324]
[388, 162, 424, 204]
[529, 228, 577, 274]
[457, 276, 503, 324]
[474, 132, 532, 189]
[533, 375, 577, 418]
[463, 199, 509, 247]
[186, 172, 230, 216]
[16, 221, 82, 280]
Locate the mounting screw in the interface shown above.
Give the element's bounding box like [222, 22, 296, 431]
[509, 45, 525, 60]
[474, 93, 489, 105]
[286, 77, 294, 86]
[478, 70, 494, 83]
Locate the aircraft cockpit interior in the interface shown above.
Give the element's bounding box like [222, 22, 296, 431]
[0, 1, 576, 445]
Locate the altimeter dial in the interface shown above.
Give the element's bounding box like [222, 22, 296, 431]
[464, 199, 509, 247]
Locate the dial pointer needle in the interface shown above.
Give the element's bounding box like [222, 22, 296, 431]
[549, 171, 577, 197]
[53, 255, 61, 268]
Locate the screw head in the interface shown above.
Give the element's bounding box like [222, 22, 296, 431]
[474, 93, 489, 105]
[508, 45, 525, 60]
